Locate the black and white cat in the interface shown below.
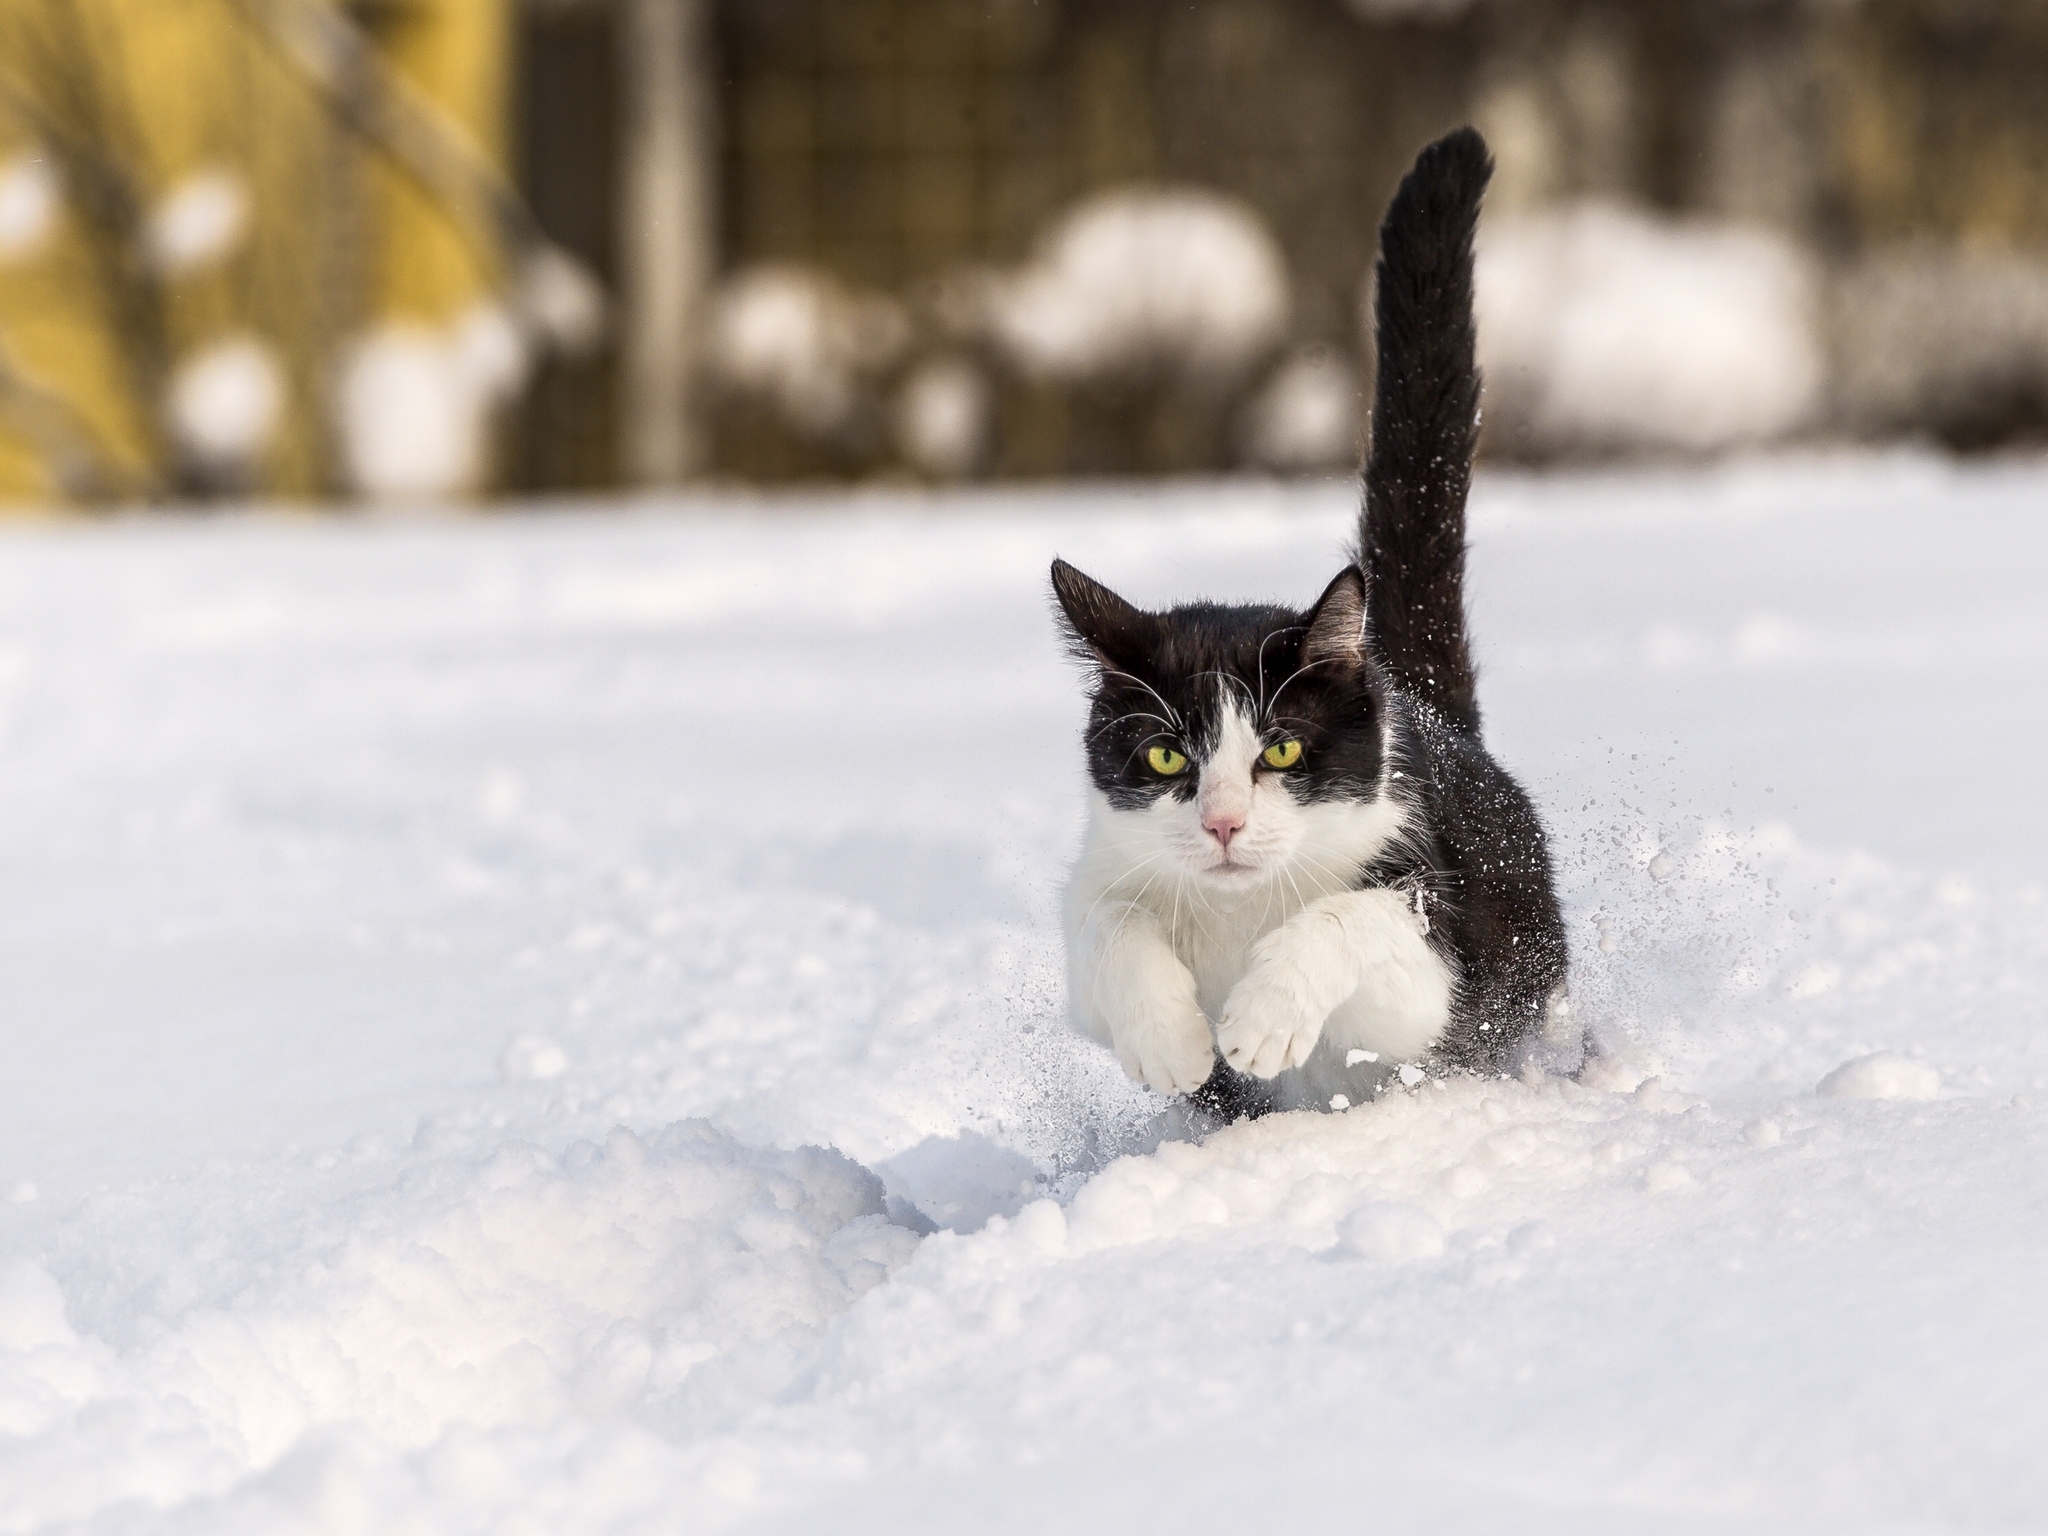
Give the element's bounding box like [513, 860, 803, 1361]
[1053, 127, 1568, 1116]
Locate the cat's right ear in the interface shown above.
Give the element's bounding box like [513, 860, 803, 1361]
[1050, 559, 1154, 672]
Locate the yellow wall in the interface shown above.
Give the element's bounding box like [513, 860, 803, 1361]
[0, 0, 509, 508]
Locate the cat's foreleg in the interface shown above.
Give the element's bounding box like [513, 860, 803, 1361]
[1216, 889, 1450, 1078]
[1071, 901, 1216, 1096]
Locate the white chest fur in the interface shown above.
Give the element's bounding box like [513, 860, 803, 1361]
[1063, 786, 1454, 1094]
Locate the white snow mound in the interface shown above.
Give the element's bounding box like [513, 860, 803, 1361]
[0, 1122, 919, 1522]
[1816, 1052, 1941, 1102]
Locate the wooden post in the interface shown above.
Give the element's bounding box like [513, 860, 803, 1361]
[619, 0, 715, 486]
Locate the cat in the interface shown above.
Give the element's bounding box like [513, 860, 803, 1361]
[1052, 127, 1569, 1117]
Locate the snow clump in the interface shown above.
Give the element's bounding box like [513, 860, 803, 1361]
[1240, 346, 1361, 471]
[982, 187, 1290, 387]
[1471, 201, 1823, 455]
[0, 152, 59, 262]
[705, 263, 909, 438]
[1816, 1053, 1941, 1102]
[144, 167, 250, 274]
[166, 335, 286, 473]
[513, 243, 608, 355]
[338, 306, 527, 500]
[895, 354, 992, 478]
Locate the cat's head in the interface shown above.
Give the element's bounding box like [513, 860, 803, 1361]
[1052, 559, 1398, 888]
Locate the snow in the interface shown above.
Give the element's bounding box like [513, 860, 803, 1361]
[1816, 1052, 1941, 1102]
[165, 336, 286, 471]
[893, 355, 990, 479]
[3, 455, 2048, 1530]
[1240, 346, 1361, 471]
[512, 245, 608, 356]
[982, 188, 1290, 386]
[705, 265, 909, 437]
[143, 169, 250, 276]
[1473, 202, 1824, 454]
[337, 316, 521, 500]
[0, 155, 58, 263]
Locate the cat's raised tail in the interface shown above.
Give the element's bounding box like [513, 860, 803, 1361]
[1360, 125, 1492, 736]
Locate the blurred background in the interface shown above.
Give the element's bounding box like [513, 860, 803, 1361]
[0, 0, 2044, 507]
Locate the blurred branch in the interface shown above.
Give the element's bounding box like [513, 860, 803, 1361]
[0, 1, 179, 488]
[224, 0, 605, 352]
[0, 340, 155, 500]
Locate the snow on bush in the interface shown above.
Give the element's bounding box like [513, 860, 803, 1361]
[1831, 245, 2048, 447]
[704, 264, 909, 438]
[338, 307, 527, 500]
[166, 335, 285, 472]
[0, 1121, 918, 1523]
[513, 244, 608, 355]
[1469, 201, 1823, 455]
[144, 167, 250, 275]
[979, 187, 1290, 387]
[1239, 346, 1361, 471]
[0, 152, 58, 262]
[894, 354, 992, 479]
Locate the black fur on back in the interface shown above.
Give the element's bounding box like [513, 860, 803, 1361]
[1051, 127, 1567, 1090]
[1362, 125, 1490, 736]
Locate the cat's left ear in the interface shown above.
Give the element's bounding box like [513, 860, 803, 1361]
[1051, 558, 1156, 671]
[1301, 565, 1369, 672]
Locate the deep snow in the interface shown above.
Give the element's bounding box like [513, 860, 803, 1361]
[2, 457, 2046, 1532]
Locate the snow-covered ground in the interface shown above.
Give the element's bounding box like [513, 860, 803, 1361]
[2, 456, 2046, 1532]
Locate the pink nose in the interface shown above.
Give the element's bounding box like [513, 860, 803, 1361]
[1203, 810, 1244, 849]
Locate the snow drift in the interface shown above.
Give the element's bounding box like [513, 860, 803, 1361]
[3, 463, 2047, 1531]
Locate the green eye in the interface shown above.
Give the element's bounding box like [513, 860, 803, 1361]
[1147, 745, 1189, 776]
[1262, 739, 1303, 770]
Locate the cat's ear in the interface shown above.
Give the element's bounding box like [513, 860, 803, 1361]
[1051, 559, 1155, 671]
[1301, 565, 1369, 673]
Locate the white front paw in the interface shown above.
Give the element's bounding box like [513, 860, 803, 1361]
[1110, 999, 1216, 1097]
[1217, 964, 1325, 1079]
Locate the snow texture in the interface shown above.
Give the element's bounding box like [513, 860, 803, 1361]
[1472, 202, 1824, 454]
[2, 458, 2047, 1531]
[0, 154, 58, 263]
[982, 188, 1290, 386]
